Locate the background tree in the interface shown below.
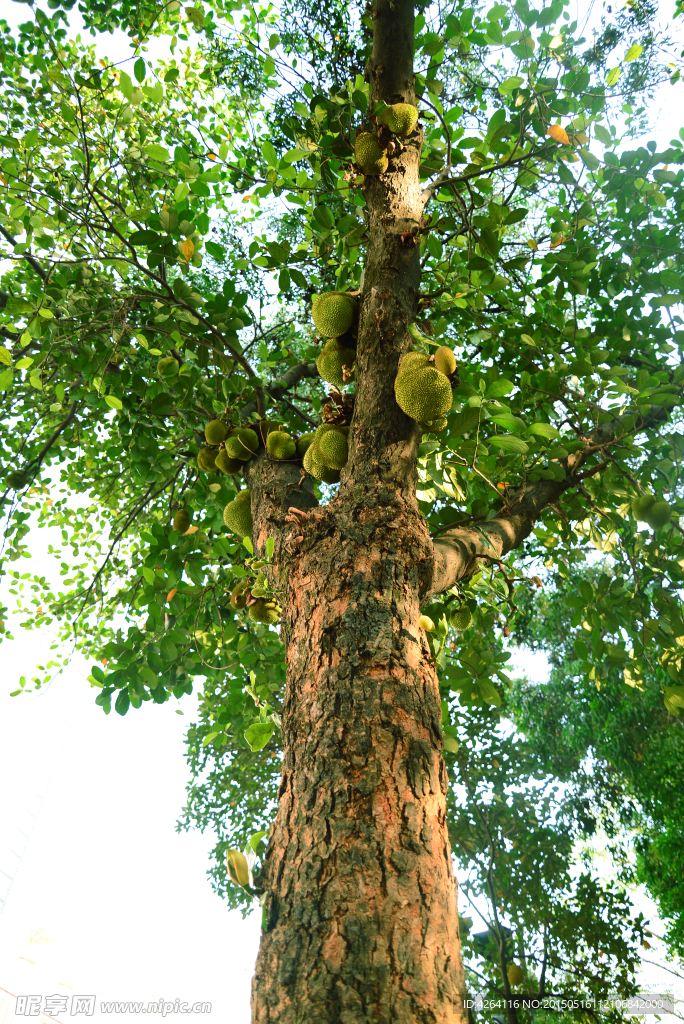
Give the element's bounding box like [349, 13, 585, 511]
[1, 0, 683, 1019]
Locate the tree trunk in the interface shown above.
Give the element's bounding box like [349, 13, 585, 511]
[248, 1, 468, 1020]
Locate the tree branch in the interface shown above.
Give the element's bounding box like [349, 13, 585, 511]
[239, 362, 319, 420]
[0, 225, 48, 282]
[430, 405, 671, 596]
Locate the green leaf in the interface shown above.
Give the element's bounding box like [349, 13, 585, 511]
[594, 124, 613, 146]
[624, 43, 643, 62]
[606, 67, 621, 86]
[490, 413, 526, 432]
[244, 721, 275, 751]
[105, 395, 122, 410]
[142, 567, 155, 584]
[478, 679, 501, 706]
[115, 689, 130, 716]
[484, 379, 515, 399]
[579, 149, 600, 170]
[499, 76, 524, 94]
[0, 368, 14, 391]
[266, 536, 275, 559]
[134, 57, 146, 82]
[248, 829, 268, 851]
[262, 140, 278, 167]
[145, 143, 170, 162]
[0, 346, 11, 366]
[528, 423, 560, 439]
[493, 435, 529, 454]
[205, 241, 226, 260]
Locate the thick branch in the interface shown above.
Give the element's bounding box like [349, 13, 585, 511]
[239, 362, 318, 420]
[430, 405, 671, 595]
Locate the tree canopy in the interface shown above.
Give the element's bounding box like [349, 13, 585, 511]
[2, 0, 684, 1012]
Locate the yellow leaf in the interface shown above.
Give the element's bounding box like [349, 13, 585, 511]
[181, 237, 195, 260]
[167, 587, 178, 603]
[549, 33, 564, 49]
[548, 123, 570, 145]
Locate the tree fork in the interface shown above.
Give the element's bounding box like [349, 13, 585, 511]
[250, 0, 468, 1020]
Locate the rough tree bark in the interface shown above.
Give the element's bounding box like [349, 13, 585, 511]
[245, 1, 665, 1018]
[248, 1, 468, 1021]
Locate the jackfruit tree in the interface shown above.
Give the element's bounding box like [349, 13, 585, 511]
[1, 0, 684, 1019]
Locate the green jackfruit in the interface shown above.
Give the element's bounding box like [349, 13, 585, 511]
[421, 417, 448, 433]
[249, 598, 279, 624]
[631, 494, 655, 520]
[399, 351, 429, 374]
[7, 470, 29, 490]
[205, 419, 228, 445]
[197, 448, 217, 471]
[230, 583, 248, 609]
[355, 132, 388, 175]
[215, 449, 242, 475]
[303, 443, 341, 484]
[317, 339, 356, 387]
[311, 292, 356, 338]
[224, 428, 259, 461]
[418, 615, 435, 632]
[157, 355, 180, 378]
[395, 366, 453, 422]
[251, 572, 268, 597]
[434, 346, 457, 377]
[223, 489, 252, 537]
[267, 430, 297, 460]
[451, 606, 473, 631]
[173, 509, 191, 533]
[643, 500, 671, 530]
[297, 432, 316, 457]
[314, 425, 348, 470]
[381, 103, 419, 136]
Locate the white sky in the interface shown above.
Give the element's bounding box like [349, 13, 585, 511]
[1, 0, 684, 1019]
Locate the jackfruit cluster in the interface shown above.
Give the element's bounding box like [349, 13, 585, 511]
[381, 103, 419, 137]
[311, 292, 357, 338]
[631, 493, 671, 530]
[267, 430, 297, 461]
[223, 489, 253, 538]
[249, 598, 280, 624]
[394, 346, 454, 423]
[173, 509, 191, 533]
[355, 132, 388, 175]
[317, 338, 356, 387]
